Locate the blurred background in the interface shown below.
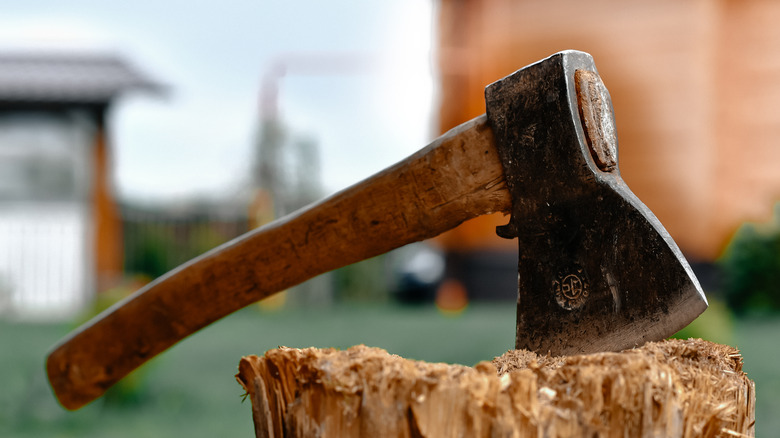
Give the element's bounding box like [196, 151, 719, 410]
[1, 0, 778, 436]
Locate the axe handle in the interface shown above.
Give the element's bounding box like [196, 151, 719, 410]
[47, 114, 511, 410]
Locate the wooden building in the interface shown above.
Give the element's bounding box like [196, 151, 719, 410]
[435, 0, 780, 262]
[0, 53, 158, 319]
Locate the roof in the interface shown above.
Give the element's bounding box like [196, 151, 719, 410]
[0, 53, 161, 105]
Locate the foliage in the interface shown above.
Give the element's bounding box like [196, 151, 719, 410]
[123, 219, 240, 279]
[332, 256, 390, 302]
[719, 204, 780, 314]
[123, 223, 173, 278]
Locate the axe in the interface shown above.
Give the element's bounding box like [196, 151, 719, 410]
[47, 50, 707, 410]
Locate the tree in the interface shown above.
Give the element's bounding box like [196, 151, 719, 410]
[719, 204, 780, 314]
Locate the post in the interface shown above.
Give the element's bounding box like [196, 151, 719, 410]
[92, 108, 123, 293]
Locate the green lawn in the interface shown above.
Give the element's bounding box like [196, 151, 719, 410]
[1, 304, 776, 437]
[733, 317, 780, 435]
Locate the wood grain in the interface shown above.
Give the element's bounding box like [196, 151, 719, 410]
[237, 339, 755, 438]
[46, 114, 511, 410]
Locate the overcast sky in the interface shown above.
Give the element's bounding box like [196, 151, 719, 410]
[0, 0, 435, 203]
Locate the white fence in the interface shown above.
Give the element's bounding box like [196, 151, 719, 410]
[0, 203, 93, 320]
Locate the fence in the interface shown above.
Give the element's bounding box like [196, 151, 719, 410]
[0, 201, 249, 321]
[0, 202, 92, 320]
[121, 205, 249, 280]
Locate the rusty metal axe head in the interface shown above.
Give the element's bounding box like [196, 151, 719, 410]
[486, 50, 707, 355]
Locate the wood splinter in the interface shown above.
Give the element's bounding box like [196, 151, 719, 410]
[236, 338, 755, 438]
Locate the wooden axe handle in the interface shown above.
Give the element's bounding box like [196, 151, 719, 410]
[47, 114, 511, 410]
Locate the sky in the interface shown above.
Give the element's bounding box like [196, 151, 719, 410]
[0, 0, 435, 203]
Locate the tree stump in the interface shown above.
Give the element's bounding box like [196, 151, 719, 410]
[236, 338, 754, 437]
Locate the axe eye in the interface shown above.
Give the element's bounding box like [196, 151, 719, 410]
[575, 69, 618, 172]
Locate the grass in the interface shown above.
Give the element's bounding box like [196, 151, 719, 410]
[733, 316, 780, 435]
[1, 304, 777, 437]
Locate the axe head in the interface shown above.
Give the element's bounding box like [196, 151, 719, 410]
[485, 51, 707, 355]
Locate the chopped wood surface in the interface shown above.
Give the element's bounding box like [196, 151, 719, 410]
[236, 339, 755, 438]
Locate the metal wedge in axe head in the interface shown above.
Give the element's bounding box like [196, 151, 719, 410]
[46, 50, 707, 410]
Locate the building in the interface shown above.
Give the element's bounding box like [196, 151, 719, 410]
[435, 0, 780, 262]
[0, 53, 158, 319]
[431, 0, 780, 299]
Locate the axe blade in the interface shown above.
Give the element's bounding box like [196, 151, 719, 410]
[486, 50, 707, 355]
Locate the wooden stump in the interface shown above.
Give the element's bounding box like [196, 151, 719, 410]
[236, 338, 755, 437]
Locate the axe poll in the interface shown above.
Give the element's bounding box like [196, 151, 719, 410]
[47, 50, 707, 410]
